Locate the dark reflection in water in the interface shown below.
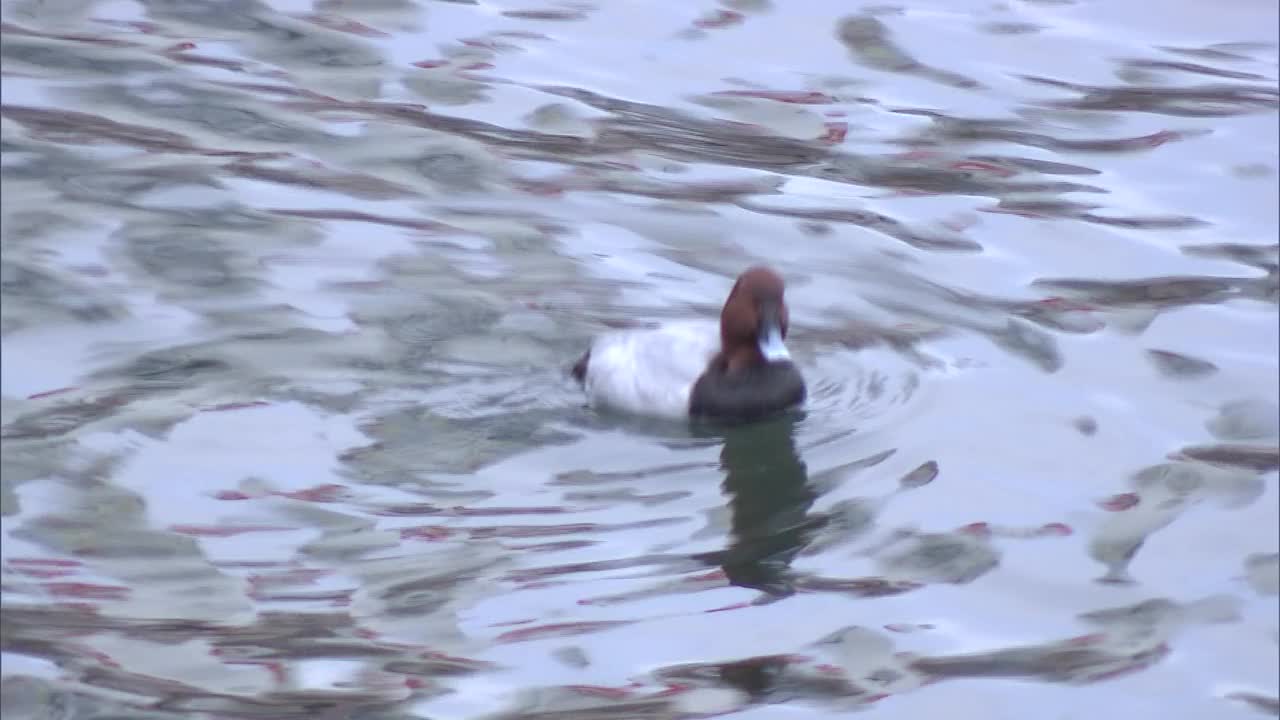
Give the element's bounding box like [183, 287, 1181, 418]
[838, 14, 982, 90]
[709, 416, 818, 597]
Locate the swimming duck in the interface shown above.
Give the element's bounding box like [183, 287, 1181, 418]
[571, 266, 806, 422]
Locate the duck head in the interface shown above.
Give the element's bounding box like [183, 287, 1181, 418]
[719, 265, 793, 372]
[690, 265, 806, 422]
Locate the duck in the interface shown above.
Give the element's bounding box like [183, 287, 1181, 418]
[571, 266, 806, 422]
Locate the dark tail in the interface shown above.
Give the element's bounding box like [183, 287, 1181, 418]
[570, 351, 590, 383]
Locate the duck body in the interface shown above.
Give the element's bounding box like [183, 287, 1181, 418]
[578, 319, 721, 420]
[572, 266, 807, 423]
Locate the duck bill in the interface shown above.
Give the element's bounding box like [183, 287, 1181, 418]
[757, 304, 791, 362]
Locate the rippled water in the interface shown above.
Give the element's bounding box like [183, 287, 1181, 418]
[2, 1, 1278, 718]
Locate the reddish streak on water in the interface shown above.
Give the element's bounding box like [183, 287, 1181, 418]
[822, 122, 849, 144]
[246, 568, 331, 588]
[9, 557, 83, 568]
[469, 523, 601, 539]
[89, 18, 162, 34]
[896, 150, 942, 161]
[3, 21, 140, 47]
[1084, 644, 1170, 683]
[276, 484, 349, 502]
[705, 601, 753, 613]
[248, 588, 354, 605]
[202, 401, 271, 412]
[494, 31, 551, 40]
[694, 10, 745, 29]
[401, 525, 454, 541]
[980, 206, 1051, 219]
[950, 160, 1018, 177]
[1099, 493, 1141, 511]
[42, 582, 131, 600]
[27, 387, 77, 400]
[653, 682, 694, 697]
[170, 524, 299, 538]
[214, 653, 288, 684]
[74, 645, 122, 668]
[8, 556, 80, 576]
[564, 684, 635, 700]
[1038, 522, 1074, 536]
[459, 37, 520, 51]
[165, 48, 250, 72]
[1135, 130, 1182, 148]
[447, 505, 571, 517]
[496, 620, 632, 643]
[890, 623, 936, 633]
[712, 90, 837, 104]
[8, 565, 78, 579]
[488, 618, 535, 627]
[213, 490, 255, 501]
[422, 649, 495, 667]
[1066, 633, 1107, 646]
[302, 14, 390, 38]
[506, 539, 598, 552]
[1032, 297, 1099, 313]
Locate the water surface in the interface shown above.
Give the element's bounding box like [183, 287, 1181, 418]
[2, 1, 1278, 718]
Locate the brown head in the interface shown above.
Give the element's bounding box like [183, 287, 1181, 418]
[717, 265, 792, 373]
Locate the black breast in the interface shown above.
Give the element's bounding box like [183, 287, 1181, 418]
[689, 361, 807, 423]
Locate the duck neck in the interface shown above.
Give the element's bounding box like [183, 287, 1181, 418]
[720, 344, 766, 374]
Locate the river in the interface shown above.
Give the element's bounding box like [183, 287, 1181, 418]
[2, 1, 1277, 718]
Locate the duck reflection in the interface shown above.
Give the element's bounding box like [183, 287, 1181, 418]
[706, 415, 819, 596]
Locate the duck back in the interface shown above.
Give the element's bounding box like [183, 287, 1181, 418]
[581, 320, 720, 419]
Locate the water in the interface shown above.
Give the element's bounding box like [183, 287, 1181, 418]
[1, 1, 1277, 718]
